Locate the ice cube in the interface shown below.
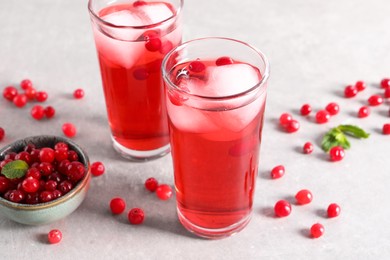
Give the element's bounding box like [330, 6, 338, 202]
[136, 2, 174, 24]
[102, 10, 145, 26]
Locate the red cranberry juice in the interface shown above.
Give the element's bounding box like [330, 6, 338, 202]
[93, 2, 182, 151]
[166, 60, 266, 229]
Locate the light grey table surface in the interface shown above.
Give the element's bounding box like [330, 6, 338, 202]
[0, 0, 389, 259]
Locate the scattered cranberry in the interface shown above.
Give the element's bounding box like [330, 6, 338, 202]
[48, 229, 62, 244]
[156, 184, 173, 200]
[327, 203, 341, 218]
[300, 104, 312, 116]
[25, 87, 37, 100]
[20, 79, 33, 90]
[274, 200, 292, 217]
[91, 161, 105, 177]
[344, 85, 358, 98]
[271, 165, 285, 179]
[358, 106, 370, 118]
[44, 106, 56, 118]
[383, 124, 390, 135]
[285, 120, 300, 133]
[0, 127, 5, 141]
[73, 89, 85, 99]
[21, 177, 40, 193]
[35, 91, 48, 102]
[188, 60, 206, 73]
[367, 95, 383, 106]
[145, 177, 159, 192]
[62, 123, 77, 138]
[128, 208, 145, 225]
[13, 94, 28, 107]
[380, 78, 390, 88]
[279, 113, 293, 126]
[295, 189, 313, 205]
[325, 102, 340, 116]
[355, 80, 366, 92]
[31, 105, 45, 120]
[384, 87, 390, 99]
[329, 146, 345, 161]
[315, 110, 330, 124]
[133, 68, 149, 80]
[303, 142, 314, 154]
[3, 86, 18, 101]
[216, 56, 234, 66]
[110, 197, 126, 214]
[310, 223, 324, 238]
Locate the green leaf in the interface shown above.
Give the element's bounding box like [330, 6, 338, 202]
[321, 128, 350, 152]
[338, 125, 370, 139]
[1, 160, 29, 179]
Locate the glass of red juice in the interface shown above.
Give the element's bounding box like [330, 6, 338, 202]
[162, 38, 269, 238]
[88, 0, 183, 160]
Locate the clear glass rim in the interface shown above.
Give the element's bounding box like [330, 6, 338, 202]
[162, 37, 270, 101]
[88, 0, 184, 29]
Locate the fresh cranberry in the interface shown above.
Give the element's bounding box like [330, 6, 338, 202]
[156, 184, 173, 200]
[325, 102, 340, 116]
[133, 0, 147, 7]
[0, 159, 13, 169]
[271, 165, 285, 179]
[25, 192, 40, 204]
[380, 78, 390, 88]
[383, 124, 390, 135]
[385, 87, 390, 98]
[26, 167, 41, 179]
[44, 106, 56, 118]
[67, 150, 79, 161]
[45, 180, 57, 191]
[47, 172, 64, 183]
[368, 95, 383, 106]
[295, 189, 313, 205]
[0, 176, 10, 193]
[216, 56, 234, 66]
[344, 85, 358, 98]
[20, 79, 33, 89]
[145, 38, 162, 52]
[8, 189, 25, 203]
[25, 87, 37, 100]
[159, 40, 173, 54]
[39, 148, 55, 163]
[274, 200, 292, 217]
[38, 162, 55, 176]
[66, 161, 85, 182]
[128, 208, 145, 225]
[31, 105, 45, 120]
[55, 142, 69, 151]
[110, 197, 126, 214]
[358, 106, 370, 118]
[3, 86, 18, 101]
[48, 229, 62, 244]
[145, 177, 159, 192]
[24, 143, 36, 153]
[91, 161, 105, 177]
[315, 110, 330, 124]
[57, 160, 71, 174]
[303, 142, 314, 154]
[73, 89, 85, 99]
[4, 152, 16, 160]
[285, 120, 300, 133]
[22, 177, 40, 193]
[300, 104, 312, 116]
[188, 60, 206, 73]
[13, 94, 28, 107]
[279, 113, 293, 126]
[329, 146, 345, 161]
[30, 149, 41, 163]
[58, 181, 73, 194]
[0, 127, 5, 141]
[39, 190, 54, 202]
[54, 148, 68, 162]
[35, 91, 48, 102]
[327, 203, 341, 218]
[52, 190, 62, 199]
[310, 223, 325, 238]
[355, 80, 366, 91]
[62, 123, 77, 138]
[15, 151, 32, 165]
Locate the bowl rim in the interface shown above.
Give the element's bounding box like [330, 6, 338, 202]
[0, 135, 91, 210]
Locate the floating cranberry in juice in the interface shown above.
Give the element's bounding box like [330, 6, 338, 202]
[88, 0, 183, 160]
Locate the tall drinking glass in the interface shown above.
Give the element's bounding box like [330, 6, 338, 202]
[88, 0, 183, 160]
[162, 38, 269, 238]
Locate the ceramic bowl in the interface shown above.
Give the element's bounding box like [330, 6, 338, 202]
[0, 135, 90, 225]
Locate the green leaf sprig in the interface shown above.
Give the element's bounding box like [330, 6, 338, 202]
[321, 124, 370, 152]
[1, 160, 29, 179]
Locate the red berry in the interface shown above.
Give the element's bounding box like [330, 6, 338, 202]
[110, 197, 126, 214]
[156, 184, 173, 200]
[368, 95, 383, 106]
[0, 176, 11, 193]
[295, 189, 313, 205]
[15, 151, 32, 165]
[8, 189, 25, 203]
[303, 142, 314, 154]
[38, 162, 54, 176]
[91, 161, 105, 176]
[44, 106, 56, 118]
[0, 127, 4, 141]
[145, 38, 162, 52]
[133, 68, 149, 80]
[128, 208, 145, 225]
[355, 80, 366, 92]
[3, 86, 18, 101]
[20, 79, 33, 89]
[73, 88, 85, 99]
[300, 104, 312, 116]
[66, 161, 85, 182]
[31, 105, 45, 120]
[35, 91, 48, 102]
[310, 223, 324, 238]
[344, 85, 358, 98]
[329, 146, 345, 161]
[26, 167, 41, 180]
[45, 180, 58, 191]
[188, 60, 206, 73]
[380, 78, 390, 88]
[55, 142, 69, 151]
[62, 123, 77, 138]
[383, 124, 390, 135]
[279, 113, 293, 126]
[216, 56, 234, 66]
[39, 148, 55, 163]
[285, 119, 300, 133]
[58, 181, 73, 194]
[25, 192, 40, 204]
[271, 165, 285, 179]
[48, 229, 62, 244]
[24, 143, 36, 153]
[67, 150, 79, 161]
[22, 177, 40, 193]
[358, 106, 370, 118]
[54, 148, 68, 162]
[315, 110, 330, 124]
[13, 94, 28, 107]
[327, 203, 341, 218]
[385, 87, 390, 98]
[274, 200, 292, 217]
[144, 177, 159, 192]
[52, 190, 62, 199]
[325, 102, 340, 116]
[159, 40, 173, 54]
[25, 87, 37, 100]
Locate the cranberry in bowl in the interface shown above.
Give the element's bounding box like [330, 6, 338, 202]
[0, 135, 90, 225]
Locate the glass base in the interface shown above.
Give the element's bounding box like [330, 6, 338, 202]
[111, 136, 170, 161]
[177, 208, 252, 239]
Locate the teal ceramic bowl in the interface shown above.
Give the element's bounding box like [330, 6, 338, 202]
[0, 135, 91, 225]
